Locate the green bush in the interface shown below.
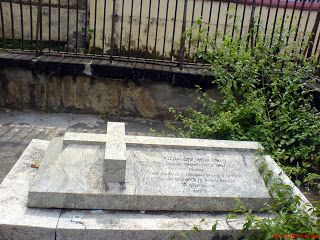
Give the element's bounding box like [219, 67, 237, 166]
[170, 22, 320, 191]
[239, 161, 320, 239]
[169, 14, 320, 240]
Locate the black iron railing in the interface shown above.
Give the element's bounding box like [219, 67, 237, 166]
[0, 0, 320, 69]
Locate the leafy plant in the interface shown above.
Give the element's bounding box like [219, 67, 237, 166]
[170, 19, 320, 191]
[239, 161, 320, 240]
[168, 13, 320, 240]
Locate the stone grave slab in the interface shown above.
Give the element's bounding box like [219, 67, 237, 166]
[0, 138, 310, 240]
[28, 122, 272, 212]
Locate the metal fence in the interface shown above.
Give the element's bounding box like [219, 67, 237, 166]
[0, 0, 320, 69]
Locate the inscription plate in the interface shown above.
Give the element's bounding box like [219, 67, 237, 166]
[126, 147, 269, 198]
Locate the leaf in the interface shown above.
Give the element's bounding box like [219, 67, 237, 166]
[211, 222, 218, 233]
[192, 226, 200, 233]
[295, 179, 301, 187]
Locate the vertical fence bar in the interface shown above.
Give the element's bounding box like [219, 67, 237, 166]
[19, 0, 24, 50]
[263, 0, 272, 43]
[314, 28, 320, 59]
[188, 0, 196, 58]
[306, 10, 320, 58]
[48, 0, 51, 51]
[232, 0, 240, 40]
[29, 0, 33, 50]
[39, 0, 42, 51]
[246, 0, 256, 50]
[0, 0, 4, 48]
[239, 0, 248, 42]
[153, 0, 160, 60]
[75, 0, 79, 53]
[162, 0, 170, 61]
[137, 0, 143, 50]
[93, 0, 97, 49]
[316, 32, 320, 53]
[299, 0, 315, 54]
[277, 0, 289, 48]
[66, 0, 70, 52]
[214, 0, 223, 45]
[57, 0, 60, 51]
[293, 0, 307, 50]
[145, 0, 152, 59]
[84, 0, 88, 53]
[187, 0, 196, 59]
[119, 0, 124, 52]
[170, 0, 178, 61]
[270, 6, 279, 47]
[285, 0, 298, 47]
[110, 0, 116, 62]
[35, 0, 43, 56]
[205, 0, 214, 53]
[128, 0, 134, 58]
[179, 0, 188, 69]
[254, 0, 264, 45]
[102, 0, 107, 55]
[270, 0, 280, 47]
[223, 0, 231, 40]
[196, 0, 205, 49]
[9, 0, 15, 49]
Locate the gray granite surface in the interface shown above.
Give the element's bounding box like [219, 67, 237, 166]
[0, 140, 61, 240]
[28, 122, 271, 211]
[0, 138, 310, 240]
[0, 139, 257, 240]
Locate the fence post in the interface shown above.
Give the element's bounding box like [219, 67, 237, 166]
[179, 0, 188, 70]
[246, 0, 256, 50]
[9, 0, 14, 49]
[305, 11, 320, 58]
[0, 0, 5, 49]
[110, 0, 116, 63]
[35, 0, 43, 57]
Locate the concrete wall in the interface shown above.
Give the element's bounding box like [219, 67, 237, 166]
[0, 67, 220, 119]
[0, 0, 319, 57]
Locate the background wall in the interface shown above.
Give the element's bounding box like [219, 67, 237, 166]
[0, 0, 319, 58]
[0, 65, 220, 119]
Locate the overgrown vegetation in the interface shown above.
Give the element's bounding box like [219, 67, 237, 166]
[168, 15, 320, 240]
[238, 160, 319, 239]
[170, 20, 320, 193]
[179, 160, 320, 240]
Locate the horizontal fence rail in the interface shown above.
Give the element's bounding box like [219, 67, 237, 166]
[0, 0, 320, 68]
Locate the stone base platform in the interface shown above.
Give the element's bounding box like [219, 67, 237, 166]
[0, 140, 309, 240]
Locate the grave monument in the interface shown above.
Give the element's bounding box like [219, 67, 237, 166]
[0, 122, 310, 240]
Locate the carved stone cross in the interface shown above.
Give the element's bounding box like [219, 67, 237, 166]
[64, 122, 127, 183]
[63, 122, 262, 184]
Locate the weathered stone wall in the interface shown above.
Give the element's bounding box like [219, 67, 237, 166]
[0, 67, 220, 119]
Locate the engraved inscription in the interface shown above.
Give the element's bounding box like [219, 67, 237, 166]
[127, 147, 261, 196]
[141, 156, 241, 194]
